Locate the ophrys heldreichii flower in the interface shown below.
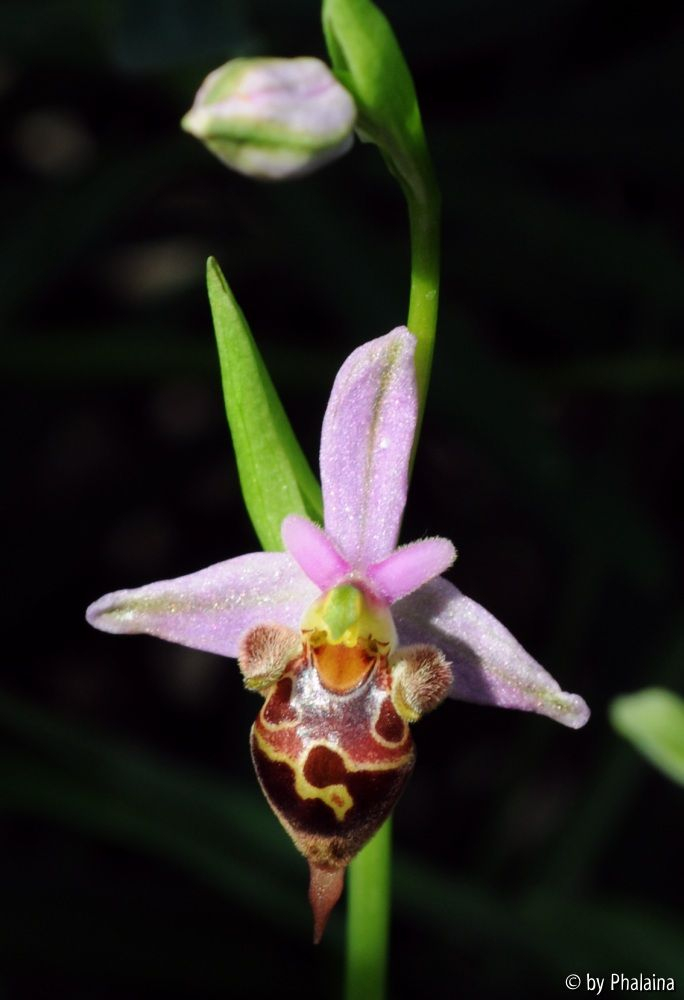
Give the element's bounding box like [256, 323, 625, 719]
[87, 328, 589, 939]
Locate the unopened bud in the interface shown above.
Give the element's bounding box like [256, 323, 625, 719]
[181, 57, 356, 180]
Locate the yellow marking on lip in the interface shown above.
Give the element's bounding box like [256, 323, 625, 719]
[254, 728, 414, 774]
[253, 728, 354, 822]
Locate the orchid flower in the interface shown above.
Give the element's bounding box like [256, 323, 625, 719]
[87, 327, 589, 939]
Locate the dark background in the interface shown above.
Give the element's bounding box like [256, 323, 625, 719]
[1, 0, 683, 997]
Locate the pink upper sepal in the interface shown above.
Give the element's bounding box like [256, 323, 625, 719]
[281, 514, 350, 591]
[367, 537, 457, 604]
[319, 327, 418, 568]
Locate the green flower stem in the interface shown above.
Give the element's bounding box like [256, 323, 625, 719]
[345, 818, 392, 1000]
[345, 174, 441, 1000]
[406, 183, 442, 423]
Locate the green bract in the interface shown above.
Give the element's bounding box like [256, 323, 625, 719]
[322, 0, 434, 198]
[182, 57, 357, 180]
[207, 257, 322, 549]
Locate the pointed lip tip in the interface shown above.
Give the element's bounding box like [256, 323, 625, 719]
[308, 863, 345, 945]
[311, 909, 331, 946]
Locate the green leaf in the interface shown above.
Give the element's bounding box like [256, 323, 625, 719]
[610, 688, 684, 786]
[206, 256, 322, 550]
[321, 0, 434, 198]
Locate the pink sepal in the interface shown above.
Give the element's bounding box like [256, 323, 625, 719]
[393, 577, 590, 729]
[86, 551, 317, 658]
[320, 327, 417, 567]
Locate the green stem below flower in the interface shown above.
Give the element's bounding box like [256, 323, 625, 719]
[407, 182, 442, 425]
[345, 169, 441, 1000]
[345, 818, 392, 1000]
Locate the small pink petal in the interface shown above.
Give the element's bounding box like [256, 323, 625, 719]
[393, 577, 590, 729]
[281, 514, 350, 591]
[86, 551, 317, 658]
[320, 327, 418, 568]
[368, 537, 456, 604]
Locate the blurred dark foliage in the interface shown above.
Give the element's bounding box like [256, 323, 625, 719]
[1, 0, 683, 997]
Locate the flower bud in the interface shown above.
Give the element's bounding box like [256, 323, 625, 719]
[181, 56, 356, 180]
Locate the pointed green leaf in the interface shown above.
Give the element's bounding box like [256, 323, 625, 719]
[206, 257, 322, 550]
[321, 0, 435, 198]
[610, 688, 684, 786]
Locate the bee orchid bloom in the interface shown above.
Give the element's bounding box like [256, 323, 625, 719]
[87, 327, 589, 940]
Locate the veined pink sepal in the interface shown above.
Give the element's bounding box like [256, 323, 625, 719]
[393, 577, 590, 729]
[86, 551, 317, 658]
[320, 327, 418, 567]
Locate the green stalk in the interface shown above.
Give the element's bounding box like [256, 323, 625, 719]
[406, 182, 442, 423]
[345, 171, 441, 1000]
[345, 819, 393, 1000]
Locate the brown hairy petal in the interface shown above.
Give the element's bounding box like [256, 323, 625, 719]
[238, 624, 302, 692]
[391, 644, 452, 722]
